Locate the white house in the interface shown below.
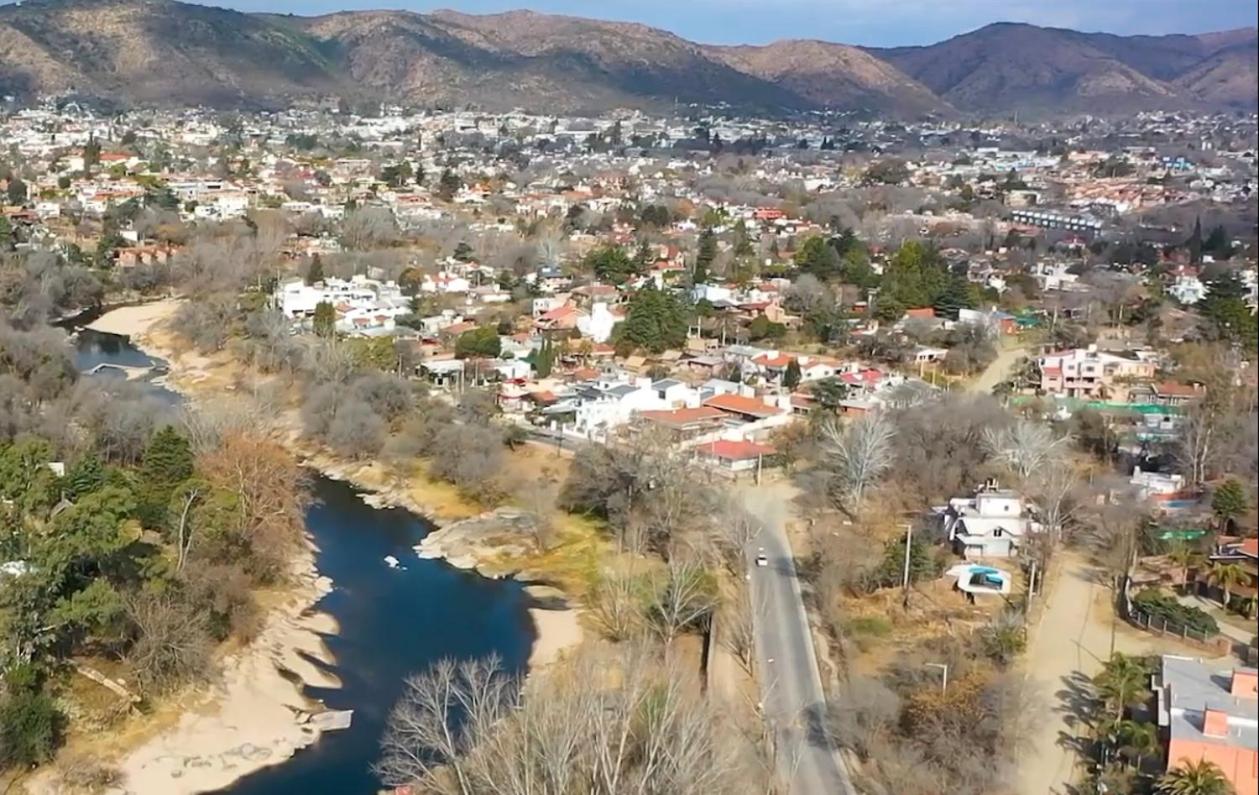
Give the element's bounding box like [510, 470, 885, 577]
[420, 271, 471, 294]
[1168, 275, 1207, 305]
[576, 302, 617, 343]
[937, 484, 1038, 558]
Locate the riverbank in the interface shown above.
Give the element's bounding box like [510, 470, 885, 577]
[79, 299, 584, 783]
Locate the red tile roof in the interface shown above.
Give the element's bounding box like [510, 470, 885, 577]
[905, 307, 936, 319]
[703, 393, 783, 419]
[700, 439, 776, 461]
[638, 407, 727, 429]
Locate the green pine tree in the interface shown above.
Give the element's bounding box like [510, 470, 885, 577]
[782, 358, 802, 389]
[313, 301, 337, 338]
[694, 229, 717, 285]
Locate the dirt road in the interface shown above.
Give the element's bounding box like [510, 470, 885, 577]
[1016, 551, 1230, 795]
[971, 344, 1027, 394]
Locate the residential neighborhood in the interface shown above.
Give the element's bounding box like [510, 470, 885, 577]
[0, 80, 1256, 795]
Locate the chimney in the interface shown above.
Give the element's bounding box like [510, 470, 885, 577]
[1202, 709, 1229, 738]
[1230, 670, 1258, 699]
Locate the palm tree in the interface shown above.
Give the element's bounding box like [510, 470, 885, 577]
[1157, 758, 1235, 795]
[1115, 719, 1159, 770]
[1167, 543, 1205, 593]
[1207, 562, 1250, 612]
[1094, 653, 1152, 723]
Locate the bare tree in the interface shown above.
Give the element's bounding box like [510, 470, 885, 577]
[983, 418, 1070, 483]
[376, 655, 518, 794]
[377, 645, 761, 795]
[819, 412, 896, 511]
[1027, 461, 1082, 547]
[713, 506, 762, 576]
[1176, 400, 1219, 488]
[646, 558, 718, 645]
[590, 571, 643, 642]
[124, 592, 213, 696]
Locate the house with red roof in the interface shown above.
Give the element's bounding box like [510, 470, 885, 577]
[695, 439, 777, 472]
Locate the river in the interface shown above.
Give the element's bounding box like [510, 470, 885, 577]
[72, 328, 534, 794]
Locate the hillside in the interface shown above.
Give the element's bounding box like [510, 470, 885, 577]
[703, 40, 948, 116]
[0, 1, 1254, 116]
[873, 22, 1258, 115]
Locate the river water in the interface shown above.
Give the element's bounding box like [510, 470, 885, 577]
[72, 329, 534, 794]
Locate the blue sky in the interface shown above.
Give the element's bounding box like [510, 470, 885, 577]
[10, 0, 1258, 46]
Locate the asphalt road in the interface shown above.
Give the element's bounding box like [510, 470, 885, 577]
[742, 486, 855, 795]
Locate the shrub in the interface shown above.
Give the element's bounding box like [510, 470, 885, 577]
[0, 690, 65, 767]
[1133, 589, 1219, 636]
[846, 616, 893, 638]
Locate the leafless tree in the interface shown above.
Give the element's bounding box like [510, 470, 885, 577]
[590, 571, 643, 641]
[1176, 400, 1220, 487]
[819, 412, 896, 511]
[377, 645, 761, 795]
[1027, 461, 1083, 548]
[714, 506, 762, 576]
[341, 206, 400, 250]
[124, 592, 213, 695]
[983, 418, 1070, 483]
[722, 580, 759, 675]
[646, 557, 718, 645]
[171, 482, 202, 573]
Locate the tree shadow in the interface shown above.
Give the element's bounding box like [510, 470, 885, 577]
[1055, 670, 1102, 764]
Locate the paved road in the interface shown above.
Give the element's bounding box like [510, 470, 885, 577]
[741, 486, 855, 795]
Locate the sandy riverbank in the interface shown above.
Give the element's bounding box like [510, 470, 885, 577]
[31, 300, 349, 794]
[85, 299, 185, 338]
[71, 300, 584, 787]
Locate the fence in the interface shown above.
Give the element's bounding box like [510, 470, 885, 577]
[1120, 575, 1232, 656]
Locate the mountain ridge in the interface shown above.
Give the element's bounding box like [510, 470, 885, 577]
[0, 0, 1254, 116]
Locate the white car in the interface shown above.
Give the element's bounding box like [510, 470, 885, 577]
[754, 549, 769, 567]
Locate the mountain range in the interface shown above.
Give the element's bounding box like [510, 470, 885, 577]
[0, 0, 1255, 117]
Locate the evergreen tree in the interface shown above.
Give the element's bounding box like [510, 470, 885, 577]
[437, 168, 461, 201]
[693, 229, 717, 286]
[453, 241, 475, 262]
[137, 426, 194, 528]
[794, 235, 841, 280]
[881, 240, 948, 309]
[1199, 272, 1257, 346]
[933, 275, 974, 320]
[1211, 478, 1249, 528]
[6, 176, 27, 205]
[305, 254, 324, 286]
[313, 301, 337, 338]
[455, 327, 502, 359]
[584, 245, 638, 285]
[83, 135, 101, 169]
[613, 286, 690, 354]
[782, 358, 802, 389]
[732, 220, 755, 257]
[66, 455, 105, 500]
[1187, 217, 1203, 265]
[1202, 225, 1233, 260]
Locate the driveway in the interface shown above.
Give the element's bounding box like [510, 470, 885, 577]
[740, 484, 855, 795]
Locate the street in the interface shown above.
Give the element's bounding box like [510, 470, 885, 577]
[741, 485, 855, 795]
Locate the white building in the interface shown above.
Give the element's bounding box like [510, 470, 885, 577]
[276, 275, 409, 326]
[1168, 275, 1207, 305]
[938, 485, 1038, 559]
[576, 302, 617, 343]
